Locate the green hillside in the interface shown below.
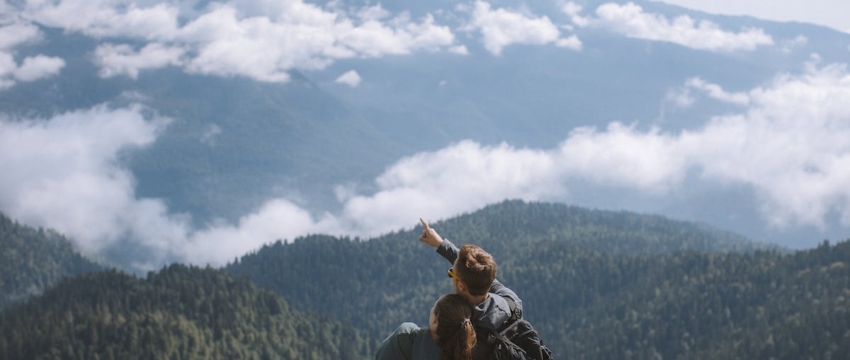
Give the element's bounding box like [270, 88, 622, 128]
[0, 212, 103, 308]
[0, 264, 370, 360]
[515, 238, 850, 359]
[4, 201, 848, 359]
[227, 200, 811, 357]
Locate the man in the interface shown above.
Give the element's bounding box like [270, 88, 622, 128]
[419, 218, 523, 357]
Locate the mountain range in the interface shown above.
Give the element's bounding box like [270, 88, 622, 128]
[3, 201, 849, 359]
[4, 1, 850, 358]
[2, 0, 849, 270]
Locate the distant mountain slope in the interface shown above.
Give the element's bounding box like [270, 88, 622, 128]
[3, 201, 847, 359]
[0, 264, 370, 360]
[1, 31, 403, 221]
[6, 0, 848, 230]
[226, 200, 775, 349]
[0, 212, 102, 308]
[124, 68, 403, 221]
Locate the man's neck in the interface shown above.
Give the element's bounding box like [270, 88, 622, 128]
[465, 292, 488, 306]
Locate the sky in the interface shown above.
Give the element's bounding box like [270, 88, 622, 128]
[652, 0, 850, 33]
[2, 0, 850, 269]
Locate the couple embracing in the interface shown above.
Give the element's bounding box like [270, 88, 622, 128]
[375, 219, 525, 360]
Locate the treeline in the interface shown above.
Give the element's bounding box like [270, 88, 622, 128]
[225, 201, 776, 350]
[227, 200, 849, 359]
[0, 264, 370, 360]
[0, 212, 102, 307]
[434, 200, 769, 255]
[4, 200, 848, 359]
[511, 239, 850, 359]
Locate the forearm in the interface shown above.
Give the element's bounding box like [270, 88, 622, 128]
[436, 238, 459, 264]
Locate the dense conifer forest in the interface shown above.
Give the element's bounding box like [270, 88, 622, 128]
[0, 265, 370, 360]
[226, 200, 775, 344]
[0, 213, 102, 307]
[2, 201, 849, 359]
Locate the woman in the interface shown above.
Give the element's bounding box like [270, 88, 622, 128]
[375, 293, 477, 360]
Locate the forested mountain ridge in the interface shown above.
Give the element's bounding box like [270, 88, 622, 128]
[226, 200, 789, 354]
[523, 239, 850, 359]
[0, 212, 103, 308]
[228, 229, 850, 359]
[421, 200, 772, 255]
[4, 201, 848, 359]
[0, 264, 371, 360]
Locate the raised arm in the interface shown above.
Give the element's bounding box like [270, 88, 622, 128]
[420, 219, 523, 314]
[419, 218, 444, 249]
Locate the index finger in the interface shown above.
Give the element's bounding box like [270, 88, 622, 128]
[420, 217, 430, 230]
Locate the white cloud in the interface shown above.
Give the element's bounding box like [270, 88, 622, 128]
[0, 19, 64, 89]
[0, 105, 176, 255]
[3, 54, 850, 268]
[449, 45, 469, 55]
[665, 86, 695, 108]
[335, 69, 361, 87]
[463, 1, 582, 55]
[689, 61, 850, 227]
[0, 53, 18, 89]
[0, 53, 65, 89]
[201, 124, 222, 145]
[340, 13, 457, 57]
[338, 60, 850, 237]
[178, 199, 340, 266]
[555, 35, 582, 50]
[355, 4, 391, 22]
[94, 43, 185, 79]
[12, 54, 64, 81]
[561, 2, 589, 27]
[780, 35, 808, 54]
[683, 77, 750, 105]
[17, 0, 461, 82]
[568, 2, 775, 52]
[0, 20, 41, 50]
[340, 141, 561, 234]
[23, 0, 181, 40]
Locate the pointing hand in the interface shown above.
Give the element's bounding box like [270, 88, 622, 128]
[419, 218, 443, 248]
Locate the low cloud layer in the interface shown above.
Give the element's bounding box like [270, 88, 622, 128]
[0, 20, 65, 89]
[4, 0, 784, 86]
[0, 105, 177, 257]
[2, 58, 849, 268]
[15, 0, 460, 82]
[335, 70, 362, 87]
[565, 2, 775, 52]
[3, 0, 593, 81]
[94, 43, 185, 79]
[667, 77, 751, 107]
[462, 1, 581, 55]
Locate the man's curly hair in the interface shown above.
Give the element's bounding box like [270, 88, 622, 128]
[455, 244, 496, 296]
